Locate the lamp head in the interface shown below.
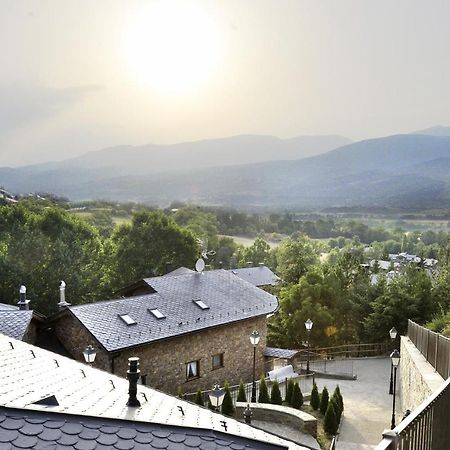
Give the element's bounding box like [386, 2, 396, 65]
[250, 330, 260, 346]
[304, 318, 313, 331]
[208, 384, 225, 408]
[389, 327, 398, 340]
[83, 345, 96, 364]
[390, 349, 400, 368]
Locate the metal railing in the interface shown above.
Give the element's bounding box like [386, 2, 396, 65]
[184, 373, 315, 406]
[407, 320, 450, 379]
[375, 376, 450, 450]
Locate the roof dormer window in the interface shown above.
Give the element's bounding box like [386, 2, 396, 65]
[149, 308, 165, 319]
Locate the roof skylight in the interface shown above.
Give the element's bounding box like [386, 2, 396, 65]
[119, 314, 137, 325]
[193, 299, 209, 310]
[149, 308, 165, 319]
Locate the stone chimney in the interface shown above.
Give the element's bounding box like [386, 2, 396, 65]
[57, 281, 71, 308]
[17, 285, 30, 310]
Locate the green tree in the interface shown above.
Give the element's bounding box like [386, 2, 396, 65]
[221, 382, 235, 416]
[270, 380, 282, 405]
[310, 382, 320, 410]
[239, 236, 273, 267]
[258, 376, 270, 403]
[276, 235, 322, 283]
[237, 380, 247, 403]
[108, 210, 198, 289]
[331, 393, 342, 425]
[291, 382, 303, 409]
[320, 386, 329, 415]
[286, 378, 295, 405]
[324, 401, 338, 435]
[194, 389, 204, 406]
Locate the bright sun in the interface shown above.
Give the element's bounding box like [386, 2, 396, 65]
[124, 1, 221, 94]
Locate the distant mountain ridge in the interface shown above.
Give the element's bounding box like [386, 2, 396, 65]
[1, 133, 450, 209]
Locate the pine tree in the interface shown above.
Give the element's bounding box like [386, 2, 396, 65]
[258, 376, 270, 403]
[310, 382, 320, 410]
[291, 382, 304, 409]
[221, 382, 235, 416]
[286, 378, 295, 405]
[320, 386, 329, 415]
[194, 389, 204, 406]
[330, 396, 341, 425]
[324, 401, 338, 435]
[177, 386, 184, 399]
[270, 380, 283, 405]
[237, 380, 247, 403]
[334, 385, 344, 413]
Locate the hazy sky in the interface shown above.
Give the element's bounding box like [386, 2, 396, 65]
[1, 0, 450, 166]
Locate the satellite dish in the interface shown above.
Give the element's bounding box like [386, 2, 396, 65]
[195, 258, 205, 273]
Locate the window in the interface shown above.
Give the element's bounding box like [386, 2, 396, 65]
[119, 314, 137, 325]
[186, 360, 200, 380]
[193, 299, 209, 310]
[212, 353, 224, 370]
[149, 308, 165, 319]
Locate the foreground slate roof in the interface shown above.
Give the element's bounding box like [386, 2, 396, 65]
[227, 267, 280, 287]
[0, 406, 287, 450]
[0, 334, 307, 450]
[263, 347, 299, 359]
[0, 303, 18, 311]
[69, 269, 278, 352]
[0, 310, 33, 340]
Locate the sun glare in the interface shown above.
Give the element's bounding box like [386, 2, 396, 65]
[124, 1, 221, 94]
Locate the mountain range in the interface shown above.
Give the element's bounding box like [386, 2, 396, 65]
[1, 131, 449, 210]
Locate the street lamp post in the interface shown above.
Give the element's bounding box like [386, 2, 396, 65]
[388, 327, 398, 395]
[250, 330, 260, 403]
[304, 319, 313, 374]
[208, 384, 225, 412]
[82, 345, 96, 366]
[390, 349, 400, 429]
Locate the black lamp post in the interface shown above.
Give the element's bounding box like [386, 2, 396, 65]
[390, 349, 400, 429]
[388, 327, 398, 395]
[304, 319, 313, 374]
[208, 384, 225, 411]
[250, 330, 260, 403]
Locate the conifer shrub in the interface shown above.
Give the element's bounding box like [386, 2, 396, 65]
[310, 382, 320, 410]
[286, 378, 295, 405]
[291, 382, 304, 409]
[334, 385, 344, 413]
[258, 376, 270, 403]
[320, 386, 329, 415]
[324, 401, 338, 435]
[270, 380, 283, 405]
[194, 389, 204, 406]
[330, 396, 341, 426]
[221, 382, 235, 416]
[237, 380, 247, 403]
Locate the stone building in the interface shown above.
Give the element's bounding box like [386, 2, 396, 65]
[52, 269, 278, 394]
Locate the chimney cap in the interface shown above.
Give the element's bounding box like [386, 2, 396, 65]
[60, 280, 66, 288]
[19, 285, 26, 294]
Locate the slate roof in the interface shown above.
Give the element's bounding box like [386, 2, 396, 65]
[0, 406, 288, 450]
[0, 310, 33, 340]
[69, 269, 278, 352]
[263, 347, 299, 359]
[0, 303, 18, 311]
[227, 267, 280, 287]
[0, 334, 307, 450]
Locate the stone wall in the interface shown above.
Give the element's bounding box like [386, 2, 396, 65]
[399, 336, 444, 412]
[235, 402, 317, 438]
[54, 311, 268, 395]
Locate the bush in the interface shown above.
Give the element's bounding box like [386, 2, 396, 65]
[320, 386, 329, 415]
[258, 376, 270, 403]
[237, 380, 247, 403]
[310, 382, 320, 410]
[291, 382, 303, 409]
[333, 385, 344, 413]
[270, 381, 283, 405]
[324, 401, 338, 435]
[194, 389, 204, 406]
[286, 378, 295, 405]
[221, 382, 235, 416]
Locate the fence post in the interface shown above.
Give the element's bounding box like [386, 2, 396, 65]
[435, 334, 439, 372]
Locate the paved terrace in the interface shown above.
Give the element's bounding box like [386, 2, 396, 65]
[314, 358, 399, 450]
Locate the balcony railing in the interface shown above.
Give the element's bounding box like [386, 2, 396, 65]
[375, 376, 450, 450]
[407, 319, 450, 379]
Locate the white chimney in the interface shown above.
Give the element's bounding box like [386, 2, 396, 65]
[57, 281, 71, 308]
